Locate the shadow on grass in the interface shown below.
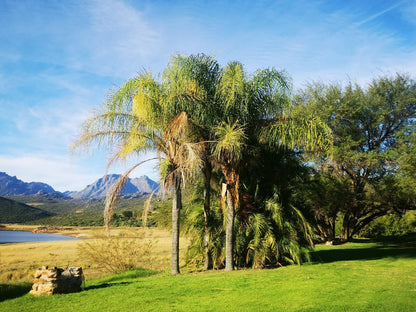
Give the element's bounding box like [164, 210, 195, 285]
[84, 281, 132, 291]
[84, 268, 160, 291]
[310, 233, 416, 264]
[0, 282, 32, 302]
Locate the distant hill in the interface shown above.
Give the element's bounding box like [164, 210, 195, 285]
[0, 196, 54, 223]
[65, 174, 159, 199]
[0, 172, 67, 198]
[130, 176, 160, 194]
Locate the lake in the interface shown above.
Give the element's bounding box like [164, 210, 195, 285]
[0, 230, 81, 243]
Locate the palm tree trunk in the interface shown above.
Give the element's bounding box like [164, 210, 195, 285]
[171, 179, 182, 274]
[203, 165, 212, 271]
[225, 187, 234, 271]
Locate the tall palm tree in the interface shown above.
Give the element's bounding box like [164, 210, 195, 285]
[165, 54, 221, 270]
[213, 62, 332, 271]
[74, 69, 202, 275]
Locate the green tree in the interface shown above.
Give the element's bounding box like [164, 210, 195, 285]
[296, 74, 416, 241]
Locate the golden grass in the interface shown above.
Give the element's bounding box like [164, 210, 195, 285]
[0, 225, 188, 283]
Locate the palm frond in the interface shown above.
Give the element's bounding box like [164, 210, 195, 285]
[261, 114, 333, 153]
[218, 62, 246, 112]
[213, 121, 247, 164]
[142, 186, 160, 227]
[104, 158, 159, 235]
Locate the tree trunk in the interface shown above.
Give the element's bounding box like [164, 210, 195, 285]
[341, 213, 354, 242]
[225, 187, 234, 271]
[171, 180, 182, 274]
[203, 165, 212, 271]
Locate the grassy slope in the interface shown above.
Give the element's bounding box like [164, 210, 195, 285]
[0, 197, 53, 223]
[3, 195, 148, 226]
[1, 237, 415, 311]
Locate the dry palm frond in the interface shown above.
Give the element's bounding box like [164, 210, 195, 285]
[104, 158, 158, 236]
[141, 186, 160, 227]
[166, 112, 189, 140]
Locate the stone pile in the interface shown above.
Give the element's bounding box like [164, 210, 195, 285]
[30, 266, 84, 295]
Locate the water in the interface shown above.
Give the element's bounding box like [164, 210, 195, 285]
[0, 230, 81, 243]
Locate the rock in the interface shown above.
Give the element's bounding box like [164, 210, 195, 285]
[30, 266, 84, 295]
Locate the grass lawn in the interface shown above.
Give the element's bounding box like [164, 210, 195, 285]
[1, 235, 415, 311]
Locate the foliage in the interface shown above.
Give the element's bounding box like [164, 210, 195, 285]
[72, 53, 331, 273]
[295, 74, 416, 241]
[78, 230, 154, 274]
[183, 189, 313, 269]
[359, 210, 416, 237]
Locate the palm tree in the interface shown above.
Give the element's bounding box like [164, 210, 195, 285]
[213, 62, 332, 271]
[165, 54, 221, 270]
[74, 68, 202, 275]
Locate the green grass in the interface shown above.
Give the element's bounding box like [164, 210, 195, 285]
[1, 237, 415, 311]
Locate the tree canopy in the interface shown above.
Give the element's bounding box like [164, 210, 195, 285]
[294, 74, 416, 241]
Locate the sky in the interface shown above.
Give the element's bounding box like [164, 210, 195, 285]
[0, 0, 415, 192]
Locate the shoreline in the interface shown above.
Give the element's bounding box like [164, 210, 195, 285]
[0, 224, 99, 239]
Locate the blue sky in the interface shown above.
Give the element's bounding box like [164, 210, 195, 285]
[1, 0, 415, 192]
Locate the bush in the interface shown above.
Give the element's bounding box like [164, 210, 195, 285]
[78, 230, 154, 274]
[359, 211, 416, 238]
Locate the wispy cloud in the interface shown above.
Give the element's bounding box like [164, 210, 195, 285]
[354, 2, 403, 27]
[76, 0, 161, 77]
[0, 0, 160, 78]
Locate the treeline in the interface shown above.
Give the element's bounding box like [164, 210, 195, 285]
[74, 54, 416, 273]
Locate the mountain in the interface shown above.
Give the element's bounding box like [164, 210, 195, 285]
[0, 172, 58, 196]
[66, 174, 159, 199]
[130, 176, 159, 194]
[0, 196, 54, 223]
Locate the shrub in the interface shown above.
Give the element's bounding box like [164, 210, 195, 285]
[359, 211, 416, 238]
[78, 230, 154, 274]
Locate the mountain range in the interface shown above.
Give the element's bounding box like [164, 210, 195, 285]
[0, 172, 159, 199]
[65, 174, 159, 199]
[0, 172, 56, 196]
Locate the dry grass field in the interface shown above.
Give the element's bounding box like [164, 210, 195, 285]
[0, 224, 187, 282]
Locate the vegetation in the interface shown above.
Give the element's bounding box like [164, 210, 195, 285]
[294, 74, 416, 242]
[0, 195, 148, 227]
[79, 230, 154, 273]
[0, 197, 53, 223]
[3, 56, 414, 312]
[1, 236, 415, 311]
[73, 53, 334, 274]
